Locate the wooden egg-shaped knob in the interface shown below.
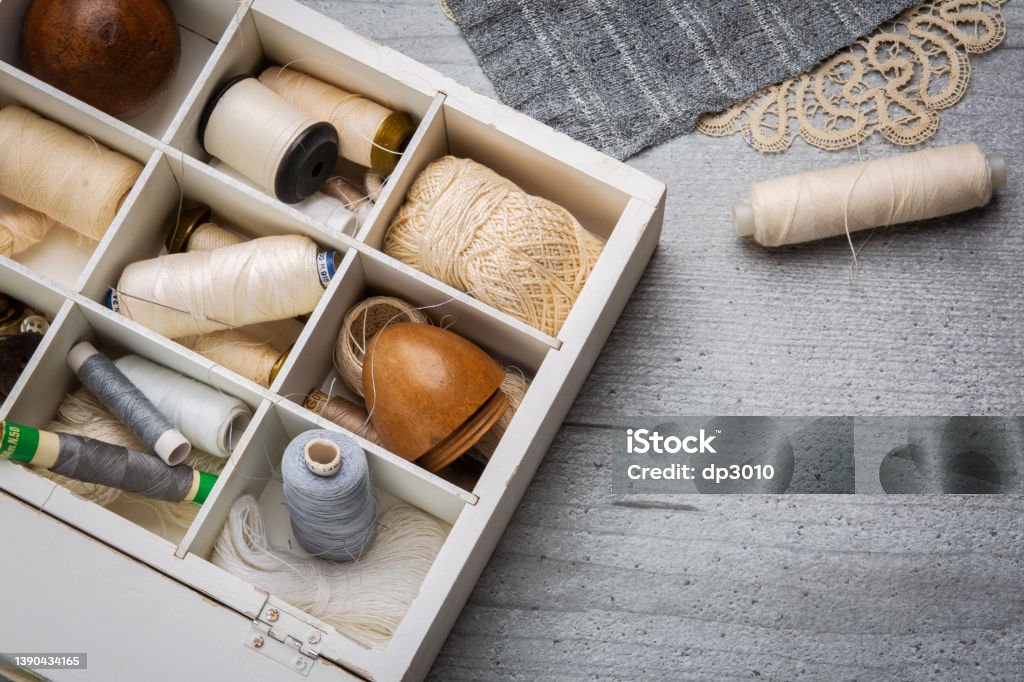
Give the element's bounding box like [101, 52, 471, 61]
[22, 0, 180, 120]
[363, 323, 508, 469]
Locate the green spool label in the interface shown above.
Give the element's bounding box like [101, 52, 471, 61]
[0, 421, 40, 464]
[192, 470, 218, 505]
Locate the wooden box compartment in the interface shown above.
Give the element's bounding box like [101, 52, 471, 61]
[0, 0, 666, 680]
[1, 297, 265, 541]
[77, 151, 353, 381]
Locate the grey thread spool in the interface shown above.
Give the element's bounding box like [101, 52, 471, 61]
[114, 354, 252, 458]
[67, 342, 190, 465]
[281, 429, 377, 561]
[52, 434, 211, 503]
[0, 421, 215, 504]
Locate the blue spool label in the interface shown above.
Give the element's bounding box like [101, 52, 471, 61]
[316, 250, 336, 289]
[107, 290, 120, 312]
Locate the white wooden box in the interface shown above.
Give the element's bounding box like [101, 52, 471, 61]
[0, 0, 665, 680]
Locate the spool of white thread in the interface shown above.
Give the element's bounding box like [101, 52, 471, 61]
[200, 76, 338, 204]
[210, 159, 357, 236]
[113, 354, 252, 458]
[733, 144, 1008, 247]
[111, 234, 337, 338]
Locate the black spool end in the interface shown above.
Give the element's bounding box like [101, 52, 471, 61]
[197, 74, 256, 154]
[274, 121, 338, 204]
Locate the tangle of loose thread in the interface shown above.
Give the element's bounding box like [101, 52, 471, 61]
[212, 494, 448, 648]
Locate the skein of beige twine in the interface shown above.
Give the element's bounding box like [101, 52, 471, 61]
[259, 67, 413, 175]
[384, 156, 604, 336]
[185, 222, 244, 251]
[0, 106, 141, 254]
[176, 329, 284, 387]
[733, 143, 1007, 247]
[114, 234, 331, 338]
[335, 296, 429, 397]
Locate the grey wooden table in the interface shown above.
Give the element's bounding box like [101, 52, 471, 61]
[303, 2, 1022, 679]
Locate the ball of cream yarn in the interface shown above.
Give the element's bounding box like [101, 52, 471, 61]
[383, 156, 604, 336]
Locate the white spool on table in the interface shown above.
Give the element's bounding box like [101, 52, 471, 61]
[733, 144, 1007, 247]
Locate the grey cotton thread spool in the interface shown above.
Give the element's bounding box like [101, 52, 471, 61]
[50, 434, 214, 503]
[0, 421, 215, 504]
[67, 342, 190, 465]
[281, 429, 377, 561]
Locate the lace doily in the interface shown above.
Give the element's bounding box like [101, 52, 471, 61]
[697, 0, 1007, 153]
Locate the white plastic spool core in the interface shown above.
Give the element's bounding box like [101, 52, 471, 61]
[304, 438, 342, 477]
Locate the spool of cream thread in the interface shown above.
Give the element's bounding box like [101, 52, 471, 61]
[176, 330, 290, 388]
[164, 206, 241, 254]
[0, 105, 141, 250]
[110, 234, 338, 338]
[199, 76, 338, 204]
[210, 159, 357, 236]
[113, 354, 252, 458]
[67, 342, 190, 465]
[259, 67, 415, 176]
[733, 144, 1008, 246]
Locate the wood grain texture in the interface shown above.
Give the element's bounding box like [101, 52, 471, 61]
[302, 2, 1024, 679]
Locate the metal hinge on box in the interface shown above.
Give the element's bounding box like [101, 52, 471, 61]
[245, 598, 326, 676]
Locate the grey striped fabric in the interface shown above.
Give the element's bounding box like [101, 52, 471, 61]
[446, 0, 916, 159]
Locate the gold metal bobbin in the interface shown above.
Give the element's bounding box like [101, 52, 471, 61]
[268, 344, 293, 385]
[370, 111, 415, 177]
[166, 206, 212, 254]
